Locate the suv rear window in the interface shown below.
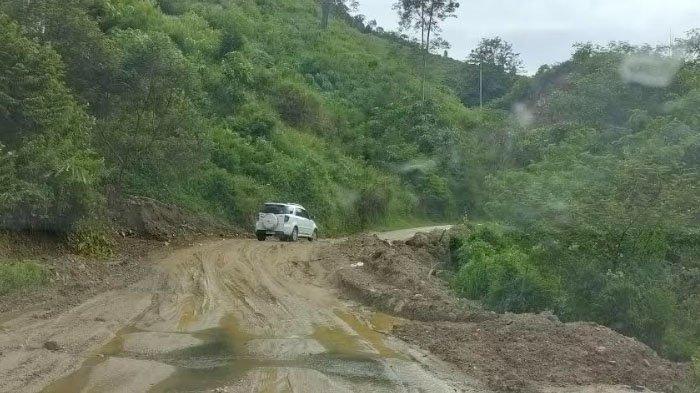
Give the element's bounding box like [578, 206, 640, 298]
[261, 204, 291, 214]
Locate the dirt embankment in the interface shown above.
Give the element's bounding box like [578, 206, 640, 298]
[323, 232, 688, 392]
[0, 196, 245, 319]
[0, 232, 158, 319]
[328, 232, 496, 323]
[109, 196, 239, 241]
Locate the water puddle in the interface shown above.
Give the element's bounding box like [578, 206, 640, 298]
[41, 310, 406, 392]
[177, 296, 198, 331]
[41, 326, 142, 393]
[332, 309, 402, 358]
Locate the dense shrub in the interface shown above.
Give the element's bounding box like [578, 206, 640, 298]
[0, 15, 103, 232]
[450, 220, 698, 360]
[274, 81, 331, 131]
[67, 218, 115, 258]
[452, 223, 561, 313]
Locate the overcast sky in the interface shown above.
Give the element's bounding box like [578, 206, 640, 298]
[354, 0, 700, 74]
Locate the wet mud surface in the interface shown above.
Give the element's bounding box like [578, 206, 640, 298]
[2, 231, 478, 393]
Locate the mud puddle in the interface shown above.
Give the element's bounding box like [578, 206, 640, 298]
[41, 325, 144, 393]
[42, 311, 405, 393]
[10, 236, 468, 392]
[313, 309, 403, 359]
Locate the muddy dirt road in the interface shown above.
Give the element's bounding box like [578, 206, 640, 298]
[0, 226, 483, 393]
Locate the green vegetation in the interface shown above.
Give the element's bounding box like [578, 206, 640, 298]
[67, 219, 115, 258]
[0, 0, 475, 236]
[693, 350, 700, 389]
[0, 0, 697, 364]
[0, 260, 47, 295]
[450, 41, 700, 360]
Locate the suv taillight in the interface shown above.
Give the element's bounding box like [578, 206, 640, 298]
[284, 215, 290, 223]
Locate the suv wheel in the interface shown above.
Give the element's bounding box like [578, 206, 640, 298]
[256, 231, 267, 241]
[308, 230, 317, 242]
[290, 227, 299, 242]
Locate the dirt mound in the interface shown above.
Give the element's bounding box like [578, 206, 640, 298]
[110, 196, 234, 240]
[327, 232, 688, 392]
[395, 316, 687, 392]
[325, 233, 495, 322]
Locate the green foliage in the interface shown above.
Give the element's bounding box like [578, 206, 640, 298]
[68, 219, 115, 258]
[694, 349, 700, 387]
[0, 14, 103, 232]
[0, 0, 467, 235]
[451, 220, 697, 360]
[274, 81, 331, 130]
[452, 222, 561, 313]
[0, 0, 697, 364]
[453, 37, 525, 107]
[0, 260, 47, 295]
[446, 37, 700, 361]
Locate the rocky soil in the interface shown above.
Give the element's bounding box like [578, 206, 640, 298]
[323, 232, 689, 392]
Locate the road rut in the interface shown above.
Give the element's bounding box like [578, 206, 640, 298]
[0, 228, 481, 393]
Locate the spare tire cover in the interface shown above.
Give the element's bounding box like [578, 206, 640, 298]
[261, 213, 279, 230]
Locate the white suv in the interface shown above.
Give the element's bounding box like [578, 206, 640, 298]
[255, 203, 318, 242]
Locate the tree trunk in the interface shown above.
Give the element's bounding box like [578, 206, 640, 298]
[423, 5, 435, 103]
[321, 0, 332, 29]
[420, 4, 426, 102]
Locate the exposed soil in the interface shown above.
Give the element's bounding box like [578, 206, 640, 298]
[0, 196, 246, 319]
[395, 318, 687, 392]
[0, 231, 158, 320]
[324, 232, 689, 393]
[326, 232, 496, 323]
[0, 229, 478, 393]
[109, 195, 238, 240]
[0, 225, 690, 393]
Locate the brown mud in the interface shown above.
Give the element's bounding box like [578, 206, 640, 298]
[326, 232, 688, 393]
[0, 226, 688, 392]
[0, 230, 480, 393]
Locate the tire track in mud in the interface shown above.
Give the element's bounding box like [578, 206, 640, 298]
[1, 236, 481, 393]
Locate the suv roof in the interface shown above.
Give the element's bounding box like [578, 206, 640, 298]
[264, 202, 305, 209]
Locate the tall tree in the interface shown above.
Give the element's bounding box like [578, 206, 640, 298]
[394, 0, 459, 100]
[320, 0, 359, 29]
[676, 28, 699, 61]
[468, 36, 523, 74]
[0, 13, 102, 230]
[457, 36, 523, 107]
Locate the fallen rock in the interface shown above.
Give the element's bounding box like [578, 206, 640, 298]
[43, 341, 60, 351]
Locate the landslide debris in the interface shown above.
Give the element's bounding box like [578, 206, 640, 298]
[395, 316, 687, 392]
[327, 233, 495, 323]
[325, 232, 688, 392]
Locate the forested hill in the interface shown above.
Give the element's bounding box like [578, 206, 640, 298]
[1, 0, 477, 236]
[1, 0, 699, 366]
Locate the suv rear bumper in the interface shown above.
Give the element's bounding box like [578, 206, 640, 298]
[255, 222, 294, 236]
[257, 230, 287, 235]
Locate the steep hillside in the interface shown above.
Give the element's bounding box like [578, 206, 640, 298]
[1, 0, 698, 379]
[0, 0, 480, 236]
[448, 42, 700, 363]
